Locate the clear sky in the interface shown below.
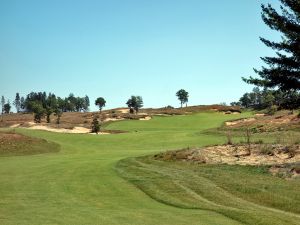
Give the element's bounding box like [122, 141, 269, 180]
[0, 0, 280, 111]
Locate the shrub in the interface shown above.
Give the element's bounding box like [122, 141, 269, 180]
[225, 131, 233, 145]
[244, 127, 252, 155]
[91, 115, 100, 134]
[254, 139, 264, 144]
[267, 105, 278, 115]
[165, 105, 174, 109]
[281, 146, 297, 158]
[259, 144, 274, 155]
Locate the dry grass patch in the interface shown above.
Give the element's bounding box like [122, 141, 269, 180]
[0, 131, 60, 156]
[154, 144, 300, 166]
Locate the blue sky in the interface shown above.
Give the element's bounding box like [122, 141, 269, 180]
[0, 0, 280, 111]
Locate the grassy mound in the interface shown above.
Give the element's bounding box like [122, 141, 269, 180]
[117, 156, 300, 225]
[0, 131, 60, 156]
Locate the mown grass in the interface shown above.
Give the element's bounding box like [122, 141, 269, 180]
[0, 111, 299, 225]
[117, 156, 300, 225]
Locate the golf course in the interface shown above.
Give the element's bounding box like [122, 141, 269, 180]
[2, 0, 300, 224]
[0, 112, 299, 225]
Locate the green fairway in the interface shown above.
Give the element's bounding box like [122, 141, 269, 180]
[0, 112, 298, 225]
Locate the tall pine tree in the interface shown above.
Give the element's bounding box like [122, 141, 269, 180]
[243, 0, 300, 92]
[13, 93, 21, 113]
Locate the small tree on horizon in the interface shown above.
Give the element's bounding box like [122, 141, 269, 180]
[83, 95, 90, 112]
[13, 93, 21, 113]
[176, 89, 189, 108]
[20, 97, 26, 111]
[1, 96, 5, 122]
[95, 97, 106, 113]
[31, 102, 45, 123]
[3, 101, 11, 114]
[126, 96, 143, 114]
[45, 93, 57, 123]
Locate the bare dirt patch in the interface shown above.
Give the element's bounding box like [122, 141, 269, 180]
[155, 145, 300, 166]
[255, 113, 266, 117]
[154, 144, 300, 178]
[114, 108, 129, 114]
[225, 118, 256, 126]
[139, 116, 152, 121]
[223, 113, 300, 132]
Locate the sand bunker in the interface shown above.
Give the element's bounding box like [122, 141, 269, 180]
[28, 125, 91, 134]
[9, 123, 110, 134]
[117, 108, 129, 113]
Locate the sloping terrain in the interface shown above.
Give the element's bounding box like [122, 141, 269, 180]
[0, 131, 60, 156]
[0, 112, 247, 225]
[0, 105, 240, 129]
[0, 111, 299, 225]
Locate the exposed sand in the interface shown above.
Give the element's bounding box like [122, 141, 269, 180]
[104, 118, 125, 122]
[9, 123, 110, 134]
[10, 124, 20, 128]
[89, 132, 110, 135]
[138, 113, 148, 116]
[139, 116, 152, 121]
[28, 125, 91, 134]
[225, 118, 256, 126]
[195, 145, 300, 166]
[156, 144, 300, 166]
[117, 108, 129, 113]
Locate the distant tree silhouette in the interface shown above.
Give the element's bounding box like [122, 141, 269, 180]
[176, 89, 189, 108]
[1, 96, 5, 121]
[13, 93, 21, 113]
[3, 101, 11, 114]
[126, 96, 143, 114]
[95, 97, 106, 112]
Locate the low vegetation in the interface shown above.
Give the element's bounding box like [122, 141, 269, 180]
[0, 130, 60, 156]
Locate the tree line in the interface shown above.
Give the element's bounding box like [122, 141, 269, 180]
[232, 87, 300, 111]
[1, 89, 190, 125]
[1, 92, 90, 123]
